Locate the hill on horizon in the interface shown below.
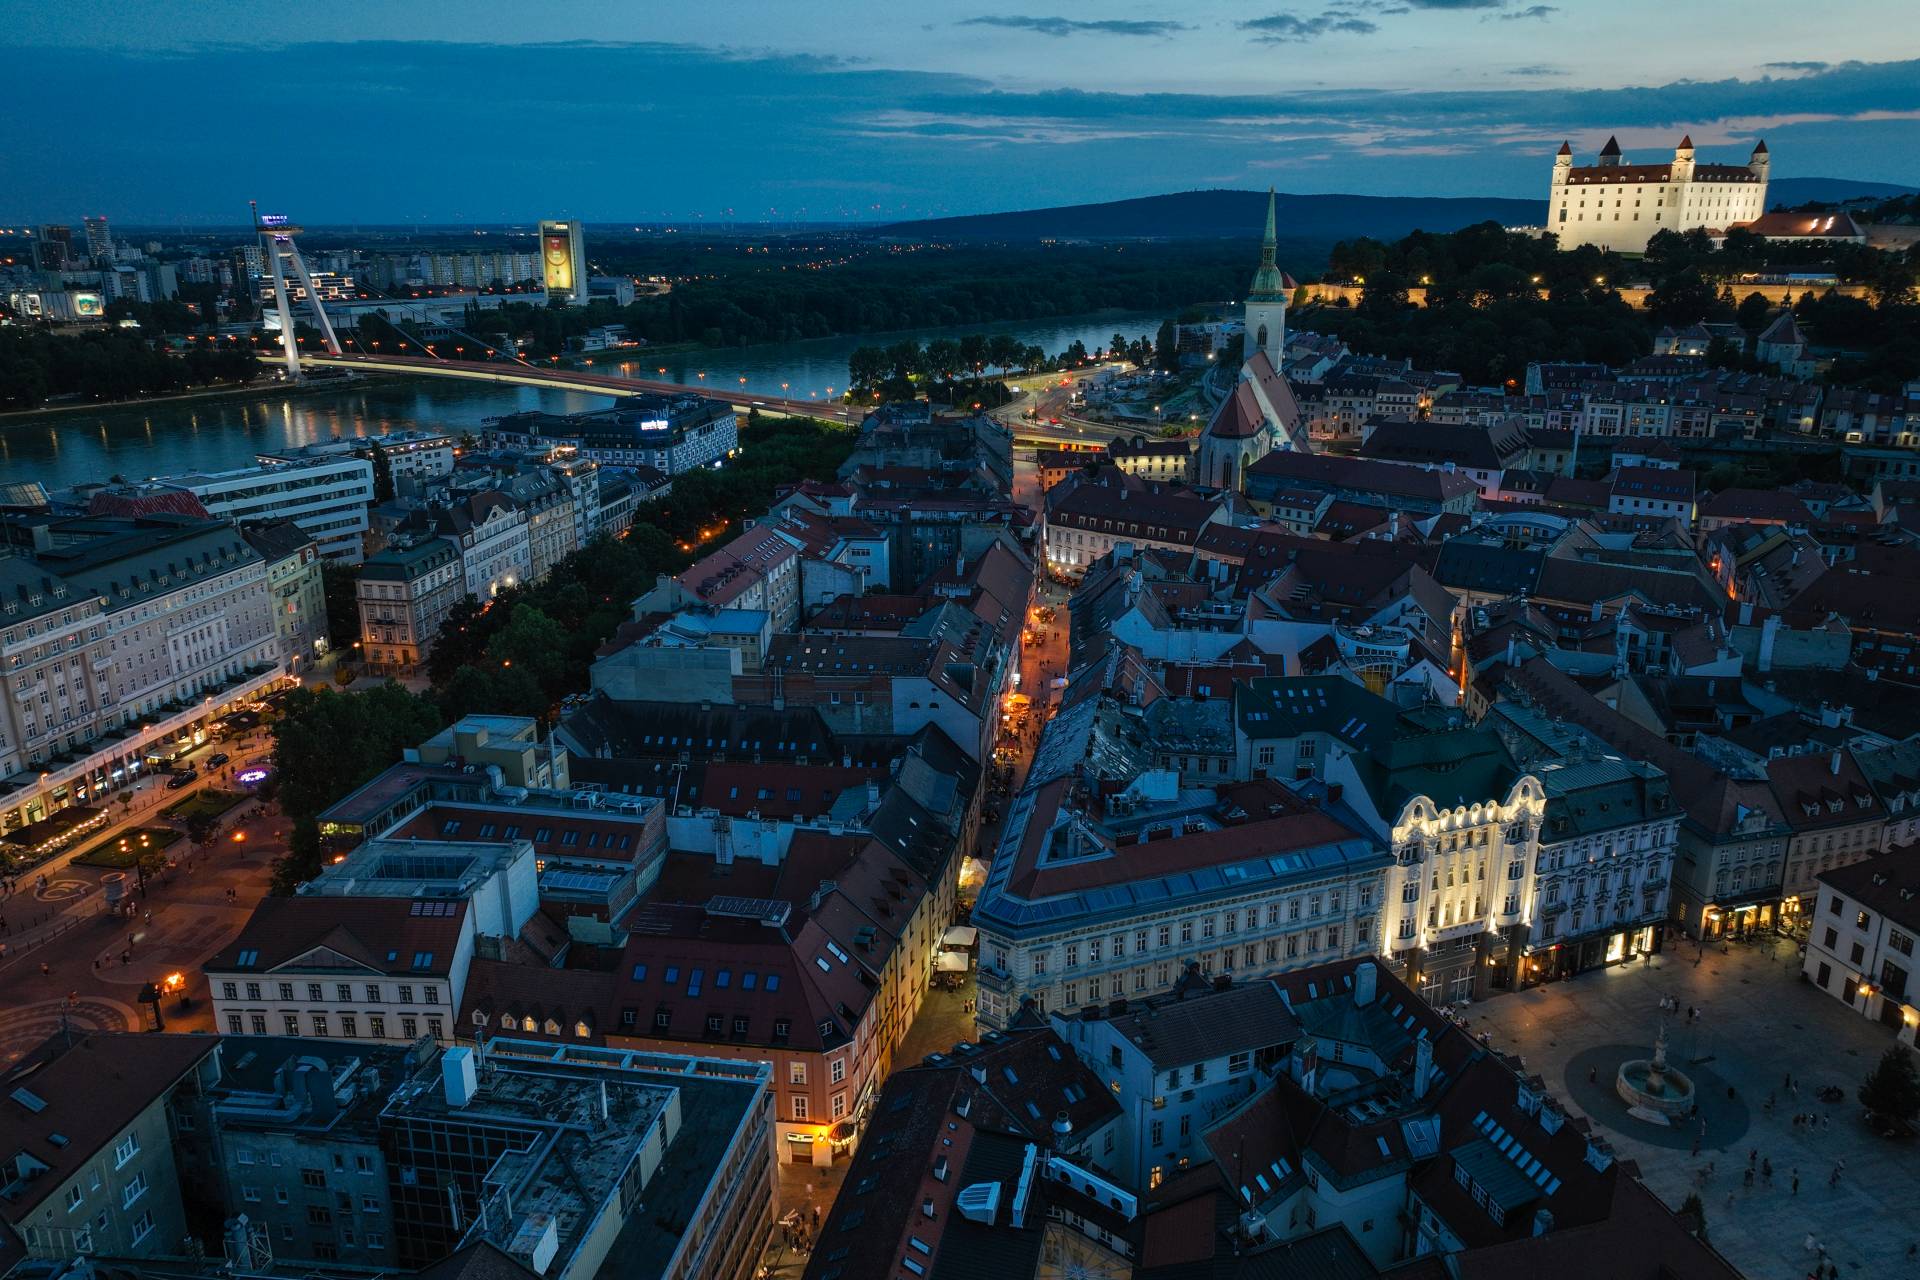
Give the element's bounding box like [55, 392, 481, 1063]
[883, 179, 1919, 242]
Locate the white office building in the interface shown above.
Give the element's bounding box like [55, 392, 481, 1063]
[162, 456, 374, 563]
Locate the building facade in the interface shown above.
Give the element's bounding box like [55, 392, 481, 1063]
[164, 456, 375, 563]
[1803, 854, 1920, 1046]
[1, 517, 284, 837]
[355, 538, 463, 675]
[973, 775, 1392, 1031]
[1549, 135, 1769, 254]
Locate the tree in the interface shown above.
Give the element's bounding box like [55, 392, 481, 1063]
[1871, 253, 1917, 310]
[847, 346, 887, 391]
[987, 333, 1021, 375]
[1736, 292, 1772, 335]
[268, 683, 443, 893]
[1646, 268, 1719, 326]
[1860, 1044, 1920, 1123]
[321, 562, 362, 651]
[924, 339, 961, 384]
[1154, 319, 1179, 372]
[1678, 1191, 1707, 1239]
[486, 604, 570, 699]
[368, 440, 396, 504]
[185, 811, 221, 855]
[958, 334, 988, 377]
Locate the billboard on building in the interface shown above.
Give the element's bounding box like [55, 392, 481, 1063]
[539, 220, 583, 301]
[72, 292, 104, 318]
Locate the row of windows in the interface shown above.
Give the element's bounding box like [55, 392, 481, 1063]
[226, 1011, 441, 1040]
[222, 980, 438, 1005]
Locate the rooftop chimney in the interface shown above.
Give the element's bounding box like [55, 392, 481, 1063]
[441, 1046, 478, 1107]
[1353, 961, 1377, 1007]
[1413, 1036, 1434, 1100]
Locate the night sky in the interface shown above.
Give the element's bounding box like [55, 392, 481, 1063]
[3, 0, 1916, 224]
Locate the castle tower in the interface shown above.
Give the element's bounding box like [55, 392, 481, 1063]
[1597, 135, 1622, 168]
[1671, 134, 1695, 184]
[1749, 138, 1770, 180]
[1552, 140, 1572, 187]
[1244, 187, 1289, 370]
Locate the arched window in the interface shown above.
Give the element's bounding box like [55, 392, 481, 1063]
[574, 1021, 591, 1039]
[544, 1018, 561, 1036]
[1255, 323, 1269, 351]
[500, 1015, 517, 1031]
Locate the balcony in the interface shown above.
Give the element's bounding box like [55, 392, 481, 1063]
[975, 966, 1016, 995]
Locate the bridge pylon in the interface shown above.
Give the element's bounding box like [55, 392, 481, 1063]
[251, 201, 342, 380]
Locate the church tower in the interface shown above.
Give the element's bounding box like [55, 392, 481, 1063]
[1244, 188, 1289, 371]
[1672, 134, 1695, 184]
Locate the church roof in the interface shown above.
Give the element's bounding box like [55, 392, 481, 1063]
[1205, 351, 1304, 443]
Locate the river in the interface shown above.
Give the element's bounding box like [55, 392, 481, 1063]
[0, 310, 1169, 489]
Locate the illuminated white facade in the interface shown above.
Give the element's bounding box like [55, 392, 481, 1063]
[1378, 778, 1546, 1004]
[1549, 135, 1770, 255]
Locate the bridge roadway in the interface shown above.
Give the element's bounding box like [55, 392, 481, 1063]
[280, 351, 856, 420]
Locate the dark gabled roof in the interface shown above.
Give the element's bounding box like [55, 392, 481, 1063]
[1818, 850, 1920, 934]
[0, 1033, 218, 1222]
[205, 896, 469, 977]
[409, 1242, 542, 1280]
[1089, 980, 1304, 1070]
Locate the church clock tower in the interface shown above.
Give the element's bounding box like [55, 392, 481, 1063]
[1244, 188, 1289, 369]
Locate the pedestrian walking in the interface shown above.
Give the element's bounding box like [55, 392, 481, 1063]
[1762, 1158, 1772, 1184]
[1589, 1066, 1597, 1083]
[1748, 1148, 1757, 1169]
[1743, 1168, 1754, 1189]
[39, 961, 49, 978]
[1792, 1170, 1800, 1195]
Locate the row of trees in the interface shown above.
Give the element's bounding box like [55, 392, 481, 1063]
[1309, 220, 1920, 389]
[268, 413, 860, 891]
[0, 328, 260, 410]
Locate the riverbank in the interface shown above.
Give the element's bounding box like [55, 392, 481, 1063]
[0, 371, 396, 423]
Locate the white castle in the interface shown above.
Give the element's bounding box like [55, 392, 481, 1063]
[1549, 134, 1769, 254]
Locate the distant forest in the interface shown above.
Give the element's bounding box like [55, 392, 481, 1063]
[484, 238, 1322, 356]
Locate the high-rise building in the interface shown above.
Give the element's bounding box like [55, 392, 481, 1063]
[538, 219, 586, 304]
[82, 214, 113, 261]
[33, 224, 72, 270]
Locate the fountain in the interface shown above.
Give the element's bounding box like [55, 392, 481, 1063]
[1615, 1024, 1695, 1124]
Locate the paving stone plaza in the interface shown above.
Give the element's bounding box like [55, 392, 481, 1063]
[1472, 933, 1920, 1280]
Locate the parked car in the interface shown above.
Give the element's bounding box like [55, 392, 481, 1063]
[207, 753, 230, 768]
[167, 770, 197, 790]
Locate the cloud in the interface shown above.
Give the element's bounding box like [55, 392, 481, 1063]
[1765, 60, 1831, 72]
[1239, 12, 1380, 43]
[1508, 64, 1564, 77]
[957, 15, 1188, 37]
[3, 40, 1916, 222]
[1494, 4, 1556, 18]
